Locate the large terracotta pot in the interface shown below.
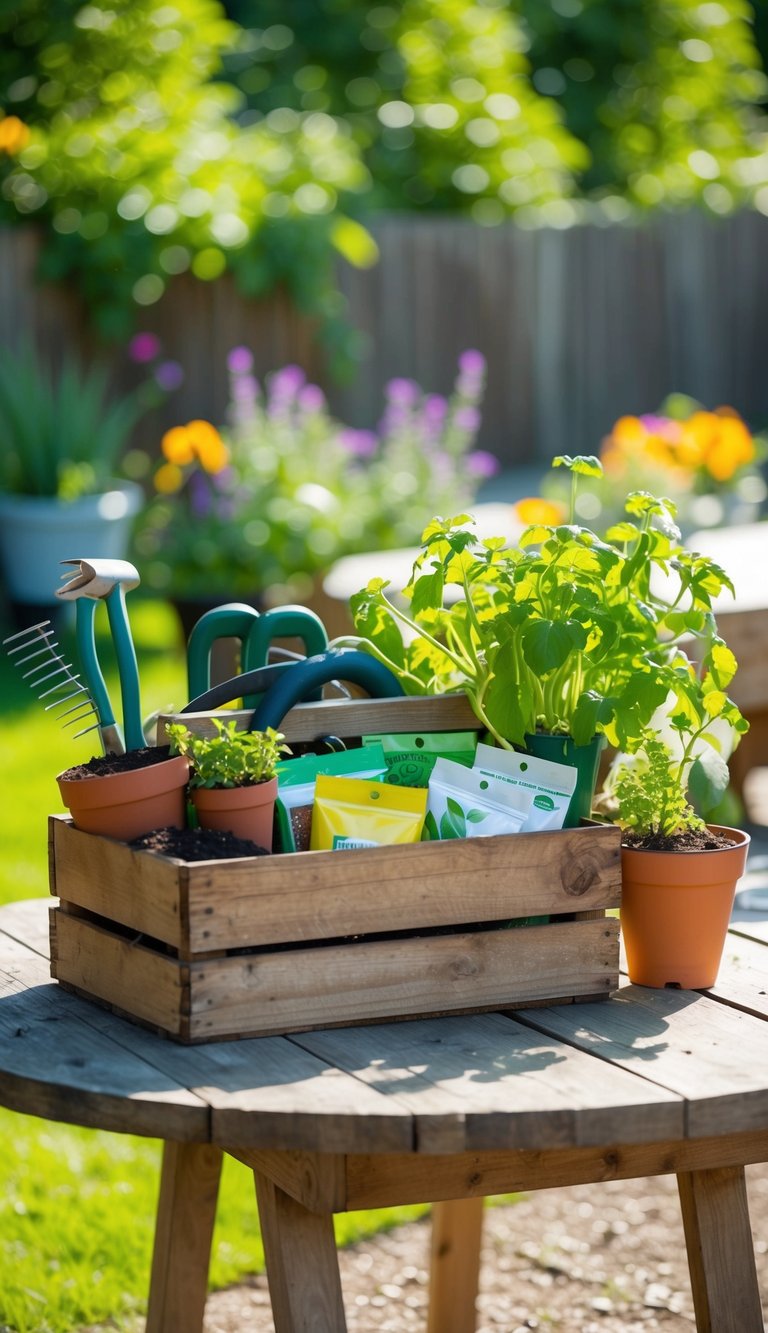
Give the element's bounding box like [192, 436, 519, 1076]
[57, 754, 190, 841]
[620, 824, 750, 989]
[191, 776, 277, 851]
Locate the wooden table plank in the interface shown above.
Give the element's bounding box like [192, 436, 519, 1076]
[704, 932, 768, 1020]
[292, 1012, 682, 1154]
[0, 957, 211, 1140]
[518, 988, 768, 1138]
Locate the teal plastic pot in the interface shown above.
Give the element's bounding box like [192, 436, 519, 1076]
[521, 732, 606, 827]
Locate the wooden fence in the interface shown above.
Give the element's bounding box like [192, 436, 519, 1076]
[2, 210, 768, 469]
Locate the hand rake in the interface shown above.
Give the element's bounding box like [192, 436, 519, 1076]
[3, 619, 104, 745]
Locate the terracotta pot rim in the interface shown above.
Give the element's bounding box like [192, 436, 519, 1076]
[57, 754, 190, 811]
[620, 824, 750, 855]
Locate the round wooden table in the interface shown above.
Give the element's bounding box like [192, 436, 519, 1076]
[1, 897, 767, 1331]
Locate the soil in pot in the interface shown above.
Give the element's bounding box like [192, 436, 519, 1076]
[130, 825, 271, 861]
[622, 827, 736, 852]
[57, 745, 190, 841]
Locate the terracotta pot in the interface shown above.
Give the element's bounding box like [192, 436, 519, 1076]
[191, 776, 277, 850]
[620, 824, 750, 989]
[57, 754, 190, 841]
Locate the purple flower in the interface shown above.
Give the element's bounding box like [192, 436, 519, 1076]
[154, 360, 184, 392]
[423, 394, 448, 424]
[466, 449, 499, 479]
[339, 428, 378, 457]
[453, 405, 481, 433]
[458, 349, 486, 379]
[128, 332, 161, 364]
[188, 469, 212, 518]
[298, 383, 326, 414]
[269, 364, 306, 400]
[227, 345, 254, 376]
[232, 373, 260, 402]
[385, 377, 420, 407]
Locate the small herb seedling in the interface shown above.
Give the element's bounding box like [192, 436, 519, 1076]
[166, 719, 290, 789]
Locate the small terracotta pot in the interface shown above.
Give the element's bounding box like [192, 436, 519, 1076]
[191, 776, 277, 851]
[620, 824, 750, 989]
[57, 754, 190, 842]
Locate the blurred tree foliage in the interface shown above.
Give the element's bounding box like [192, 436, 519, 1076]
[1, 0, 767, 350]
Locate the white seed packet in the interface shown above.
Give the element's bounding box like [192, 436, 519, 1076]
[424, 757, 533, 841]
[473, 742, 577, 832]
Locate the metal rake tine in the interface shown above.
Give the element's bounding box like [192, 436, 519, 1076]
[23, 660, 77, 686]
[2, 620, 53, 648]
[5, 628, 57, 657]
[38, 675, 88, 700]
[53, 694, 95, 721]
[44, 686, 90, 712]
[63, 707, 100, 731]
[13, 641, 62, 668]
[73, 719, 103, 740]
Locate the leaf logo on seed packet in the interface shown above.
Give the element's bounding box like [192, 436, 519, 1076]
[424, 758, 533, 840]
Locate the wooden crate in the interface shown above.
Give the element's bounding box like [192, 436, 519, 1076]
[48, 695, 621, 1043]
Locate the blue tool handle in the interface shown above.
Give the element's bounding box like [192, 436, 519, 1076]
[242, 606, 328, 708]
[249, 650, 404, 732]
[186, 604, 261, 700]
[106, 585, 145, 751]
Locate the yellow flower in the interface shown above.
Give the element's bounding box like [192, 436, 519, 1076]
[186, 419, 229, 473]
[610, 416, 648, 451]
[154, 462, 183, 493]
[0, 115, 30, 155]
[161, 425, 195, 465]
[514, 496, 566, 526]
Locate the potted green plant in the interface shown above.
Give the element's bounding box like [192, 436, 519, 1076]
[0, 344, 144, 612]
[166, 719, 289, 850]
[340, 455, 741, 824]
[601, 660, 749, 988]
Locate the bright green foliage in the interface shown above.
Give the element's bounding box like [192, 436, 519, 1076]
[519, 0, 768, 212]
[0, 343, 145, 497]
[345, 456, 747, 774]
[611, 732, 704, 836]
[167, 718, 289, 787]
[0, 0, 369, 340]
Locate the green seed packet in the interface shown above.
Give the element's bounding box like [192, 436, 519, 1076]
[361, 731, 477, 788]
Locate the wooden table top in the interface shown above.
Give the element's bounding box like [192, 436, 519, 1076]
[2, 898, 768, 1156]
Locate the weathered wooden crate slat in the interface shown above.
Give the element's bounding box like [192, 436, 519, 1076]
[49, 694, 622, 1043]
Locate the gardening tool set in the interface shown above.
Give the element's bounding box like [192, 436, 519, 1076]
[4, 556, 400, 751]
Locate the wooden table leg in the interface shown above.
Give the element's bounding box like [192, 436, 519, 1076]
[254, 1168, 347, 1332]
[427, 1197, 484, 1333]
[146, 1140, 223, 1333]
[677, 1164, 763, 1332]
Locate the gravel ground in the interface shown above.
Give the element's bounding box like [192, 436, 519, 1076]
[193, 1166, 768, 1332]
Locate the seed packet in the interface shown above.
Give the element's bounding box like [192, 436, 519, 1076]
[424, 757, 533, 841]
[362, 730, 478, 787]
[473, 742, 577, 833]
[276, 744, 386, 851]
[311, 775, 428, 851]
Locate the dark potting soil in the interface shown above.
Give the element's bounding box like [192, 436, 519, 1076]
[130, 825, 270, 861]
[621, 828, 736, 852]
[59, 745, 174, 782]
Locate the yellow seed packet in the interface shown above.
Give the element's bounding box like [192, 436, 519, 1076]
[311, 775, 428, 851]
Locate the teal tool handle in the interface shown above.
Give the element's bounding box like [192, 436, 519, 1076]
[242, 606, 328, 708]
[250, 650, 403, 732]
[105, 585, 145, 751]
[75, 597, 119, 740]
[186, 604, 261, 700]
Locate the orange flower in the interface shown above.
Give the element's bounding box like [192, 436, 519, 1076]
[186, 419, 229, 473]
[514, 497, 566, 526]
[610, 416, 647, 451]
[0, 115, 30, 155]
[703, 416, 755, 482]
[154, 462, 183, 493]
[161, 425, 195, 465]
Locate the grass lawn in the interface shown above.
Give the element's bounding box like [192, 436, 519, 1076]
[0, 597, 430, 1331]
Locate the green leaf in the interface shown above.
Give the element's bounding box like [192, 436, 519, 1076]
[552, 454, 603, 478]
[422, 810, 439, 841]
[466, 808, 487, 823]
[329, 216, 379, 268]
[604, 521, 641, 544]
[521, 619, 586, 676]
[410, 568, 445, 617]
[705, 640, 738, 690]
[484, 673, 535, 747]
[688, 750, 731, 816]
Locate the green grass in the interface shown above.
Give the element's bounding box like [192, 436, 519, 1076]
[0, 599, 431, 1331]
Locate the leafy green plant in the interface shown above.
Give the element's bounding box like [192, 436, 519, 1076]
[609, 732, 705, 839]
[0, 344, 144, 499]
[167, 718, 289, 788]
[342, 455, 747, 766]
